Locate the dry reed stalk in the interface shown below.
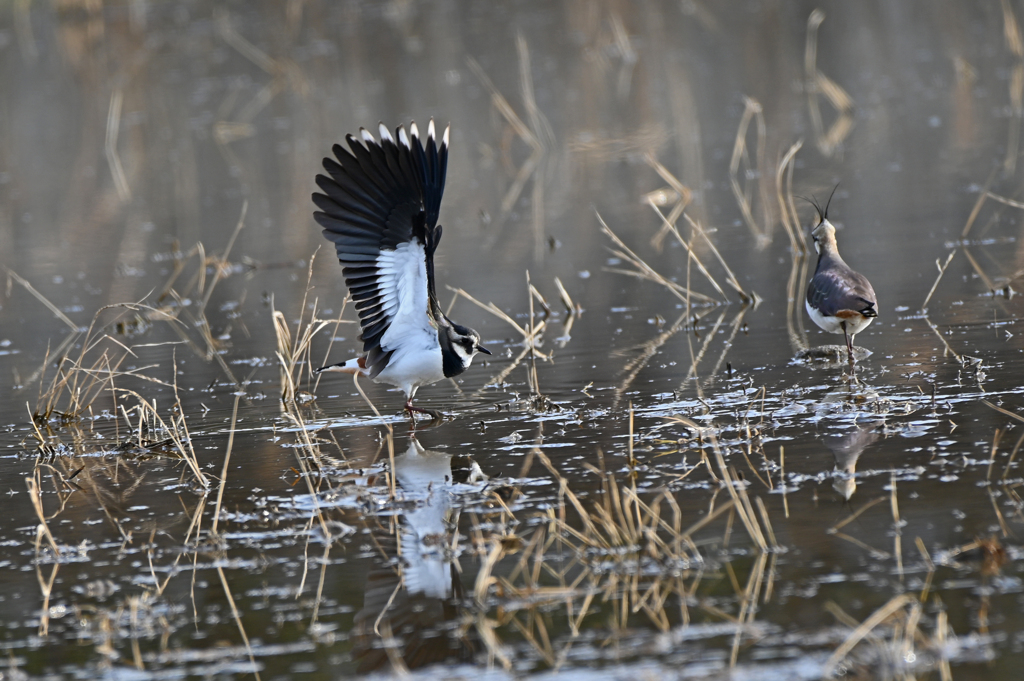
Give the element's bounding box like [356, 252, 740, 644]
[1002, 429, 1024, 481]
[779, 446, 789, 518]
[805, 10, 855, 156]
[26, 470, 60, 556]
[785, 237, 811, 353]
[645, 165, 747, 307]
[684, 308, 728, 386]
[729, 551, 768, 668]
[921, 180, 1024, 310]
[987, 428, 1005, 482]
[644, 153, 693, 250]
[273, 305, 331, 402]
[215, 565, 262, 680]
[729, 96, 770, 246]
[830, 496, 886, 533]
[210, 393, 241, 536]
[128, 596, 145, 670]
[34, 527, 59, 637]
[105, 88, 131, 201]
[613, 310, 688, 403]
[1003, 0, 1024, 173]
[821, 594, 916, 677]
[890, 473, 903, 578]
[961, 246, 999, 292]
[961, 172, 999, 238]
[682, 213, 752, 302]
[553, 277, 579, 315]
[445, 285, 545, 347]
[915, 537, 936, 603]
[920, 251, 956, 313]
[117, 389, 209, 487]
[598, 211, 718, 304]
[467, 38, 548, 258]
[924, 317, 963, 364]
[648, 202, 728, 300]
[775, 141, 806, 253]
[984, 397, 1024, 421]
[199, 201, 247, 316]
[652, 427, 769, 552]
[278, 404, 340, 543]
[6, 269, 79, 331]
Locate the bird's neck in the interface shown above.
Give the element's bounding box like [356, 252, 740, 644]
[815, 237, 843, 270]
[439, 329, 470, 378]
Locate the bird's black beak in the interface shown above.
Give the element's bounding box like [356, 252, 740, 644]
[477, 344, 492, 355]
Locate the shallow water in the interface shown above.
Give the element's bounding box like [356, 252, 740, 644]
[2, 1, 1024, 679]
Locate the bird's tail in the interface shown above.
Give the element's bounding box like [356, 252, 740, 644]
[315, 356, 368, 375]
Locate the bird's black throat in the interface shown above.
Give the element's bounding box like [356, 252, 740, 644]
[438, 327, 469, 378]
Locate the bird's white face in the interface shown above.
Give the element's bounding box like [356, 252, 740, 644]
[448, 327, 490, 369]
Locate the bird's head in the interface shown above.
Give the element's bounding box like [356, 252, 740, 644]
[801, 184, 840, 255]
[446, 322, 491, 369]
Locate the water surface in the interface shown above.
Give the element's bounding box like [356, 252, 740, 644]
[1, 2, 1023, 679]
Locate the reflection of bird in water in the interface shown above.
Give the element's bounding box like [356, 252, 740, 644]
[825, 424, 880, 500]
[353, 437, 486, 673]
[312, 121, 490, 419]
[804, 190, 878, 365]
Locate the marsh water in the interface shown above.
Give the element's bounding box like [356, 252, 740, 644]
[3, 1, 1024, 679]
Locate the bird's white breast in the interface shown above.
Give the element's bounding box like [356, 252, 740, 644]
[374, 344, 445, 396]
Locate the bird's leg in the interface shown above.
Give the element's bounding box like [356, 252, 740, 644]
[842, 322, 855, 365]
[404, 399, 443, 421]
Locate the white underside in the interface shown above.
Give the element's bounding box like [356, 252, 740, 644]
[374, 344, 444, 398]
[805, 299, 874, 337]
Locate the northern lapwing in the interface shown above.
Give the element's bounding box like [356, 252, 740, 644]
[805, 193, 878, 364]
[312, 121, 490, 418]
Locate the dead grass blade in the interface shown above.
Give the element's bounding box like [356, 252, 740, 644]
[6, 269, 79, 332]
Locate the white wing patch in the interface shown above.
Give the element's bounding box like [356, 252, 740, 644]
[376, 241, 437, 353]
[371, 241, 445, 395]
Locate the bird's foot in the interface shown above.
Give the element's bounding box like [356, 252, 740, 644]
[404, 400, 444, 422]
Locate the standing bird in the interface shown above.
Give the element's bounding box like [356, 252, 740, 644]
[312, 120, 490, 417]
[805, 195, 878, 364]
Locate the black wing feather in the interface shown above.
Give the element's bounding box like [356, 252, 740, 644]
[807, 267, 877, 317]
[312, 122, 449, 377]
